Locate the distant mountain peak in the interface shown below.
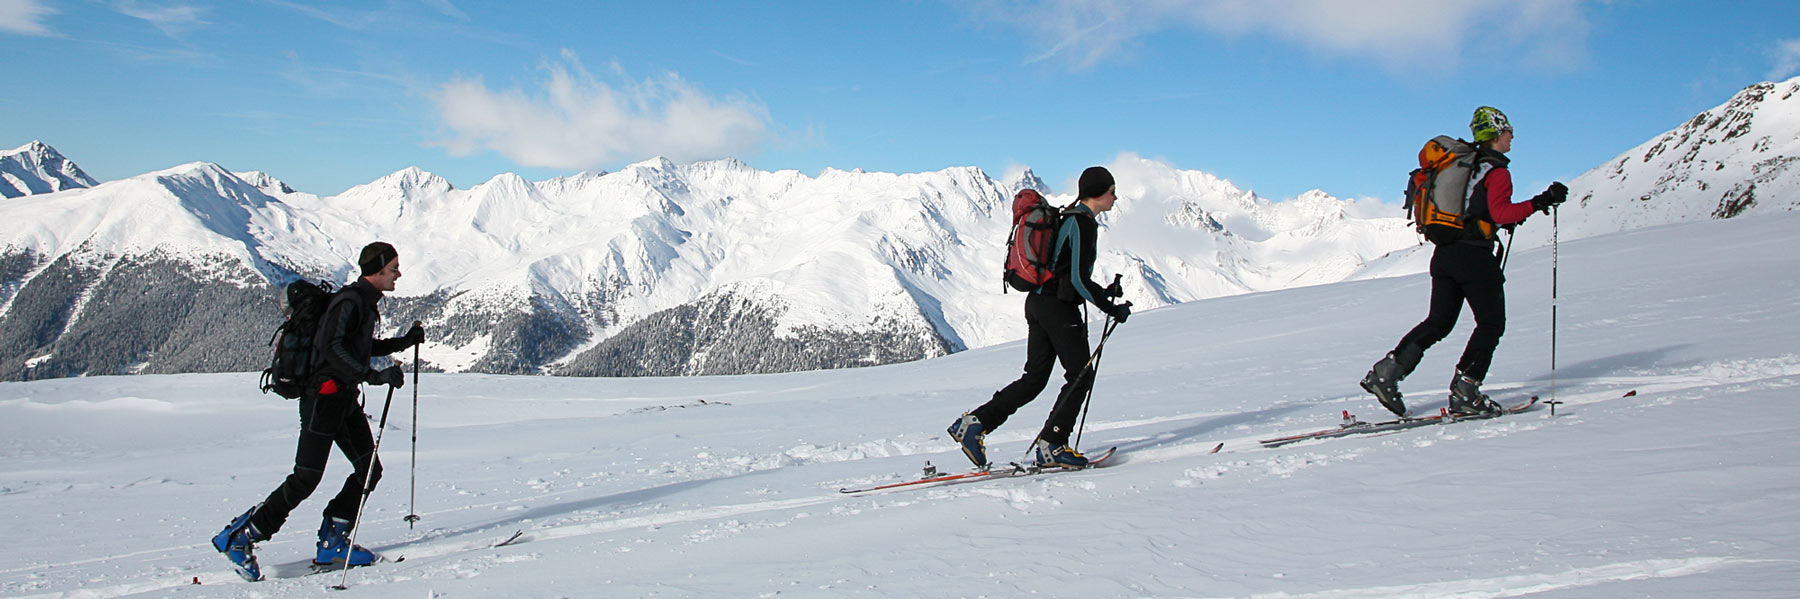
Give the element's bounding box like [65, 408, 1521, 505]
[1004, 167, 1050, 196]
[1, 140, 98, 198]
[352, 166, 455, 196]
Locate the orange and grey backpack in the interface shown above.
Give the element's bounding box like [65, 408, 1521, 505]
[1406, 135, 1495, 244]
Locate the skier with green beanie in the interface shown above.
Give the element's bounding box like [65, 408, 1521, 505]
[1360, 106, 1568, 417]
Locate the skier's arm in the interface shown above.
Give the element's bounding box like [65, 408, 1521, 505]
[1058, 218, 1119, 312]
[371, 334, 408, 357]
[1484, 167, 1533, 226]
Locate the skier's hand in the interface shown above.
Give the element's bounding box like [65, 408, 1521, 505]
[1108, 301, 1132, 324]
[367, 365, 405, 389]
[403, 323, 426, 347]
[1530, 182, 1568, 214]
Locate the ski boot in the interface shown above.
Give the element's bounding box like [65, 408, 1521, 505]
[947, 412, 987, 469]
[1448, 371, 1502, 416]
[1033, 439, 1089, 469]
[314, 516, 378, 567]
[212, 506, 264, 582]
[1360, 352, 1408, 417]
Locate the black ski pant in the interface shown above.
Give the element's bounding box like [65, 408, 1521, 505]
[1394, 241, 1507, 382]
[249, 385, 381, 539]
[973, 292, 1093, 447]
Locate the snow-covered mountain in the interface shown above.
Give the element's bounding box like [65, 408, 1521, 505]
[1512, 76, 1800, 249]
[0, 150, 1414, 381]
[1, 76, 1796, 382]
[0, 140, 97, 198]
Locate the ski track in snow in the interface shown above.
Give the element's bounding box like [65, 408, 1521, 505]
[1208, 557, 1765, 599]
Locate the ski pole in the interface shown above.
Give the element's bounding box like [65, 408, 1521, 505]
[334, 382, 396, 591]
[1072, 275, 1126, 450]
[1072, 316, 1119, 450]
[405, 322, 421, 529]
[1549, 206, 1561, 416]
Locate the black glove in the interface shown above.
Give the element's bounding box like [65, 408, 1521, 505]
[1530, 182, 1568, 214]
[1104, 276, 1125, 299]
[1108, 301, 1132, 324]
[403, 323, 426, 348]
[366, 365, 405, 389]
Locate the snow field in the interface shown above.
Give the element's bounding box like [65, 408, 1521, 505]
[1, 212, 1797, 598]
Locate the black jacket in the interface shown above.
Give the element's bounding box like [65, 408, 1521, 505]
[313, 278, 410, 388]
[1048, 203, 1120, 313]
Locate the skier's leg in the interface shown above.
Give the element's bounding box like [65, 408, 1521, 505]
[249, 394, 337, 537]
[1037, 298, 1093, 447]
[973, 295, 1059, 432]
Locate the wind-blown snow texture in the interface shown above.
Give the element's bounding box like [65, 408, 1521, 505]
[0, 77, 1796, 383]
[0, 206, 1794, 598]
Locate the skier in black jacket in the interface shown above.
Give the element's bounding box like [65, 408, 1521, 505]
[212, 242, 423, 581]
[950, 166, 1131, 470]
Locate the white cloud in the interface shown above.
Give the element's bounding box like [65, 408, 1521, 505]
[429, 51, 770, 171]
[976, 0, 1589, 73]
[112, 0, 211, 39]
[0, 0, 56, 36]
[1770, 39, 1800, 81]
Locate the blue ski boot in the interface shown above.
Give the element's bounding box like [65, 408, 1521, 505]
[211, 506, 264, 582]
[314, 517, 378, 567]
[1034, 439, 1089, 469]
[947, 412, 987, 469]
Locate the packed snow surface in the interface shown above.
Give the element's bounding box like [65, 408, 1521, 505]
[0, 209, 1795, 597]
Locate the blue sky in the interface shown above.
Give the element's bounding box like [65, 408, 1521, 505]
[3, 1, 1797, 202]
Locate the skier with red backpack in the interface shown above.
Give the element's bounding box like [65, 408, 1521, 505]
[1361, 106, 1567, 418]
[949, 166, 1131, 470]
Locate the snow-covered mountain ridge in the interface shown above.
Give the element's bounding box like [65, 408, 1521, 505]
[0, 154, 1413, 380]
[1, 76, 1795, 381]
[0, 140, 97, 199]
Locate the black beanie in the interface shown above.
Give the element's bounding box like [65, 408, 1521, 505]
[359, 242, 397, 277]
[1078, 166, 1115, 200]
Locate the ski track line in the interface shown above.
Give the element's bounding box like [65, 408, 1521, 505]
[468, 495, 840, 552]
[1194, 556, 1763, 599]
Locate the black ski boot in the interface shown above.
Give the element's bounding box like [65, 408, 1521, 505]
[1448, 371, 1502, 416]
[1361, 353, 1408, 417]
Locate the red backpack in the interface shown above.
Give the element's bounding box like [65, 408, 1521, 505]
[1003, 189, 1062, 292]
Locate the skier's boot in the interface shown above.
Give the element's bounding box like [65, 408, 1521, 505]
[947, 412, 988, 469]
[314, 516, 378, 567]
[1447, 371, 1502, 416]
[1361, 352, 1408, 417]
[1033, 439, 1089, 469]
[212, 506, 264, 582]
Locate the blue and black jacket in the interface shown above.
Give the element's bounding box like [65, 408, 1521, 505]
[1044, 203, 1121, 313]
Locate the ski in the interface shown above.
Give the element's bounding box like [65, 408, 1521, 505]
[493, 530, 527, 547]
[1260, 396, 1539, 448]
[839, 447, 1117, 494]
[308, 554, 402, 575]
